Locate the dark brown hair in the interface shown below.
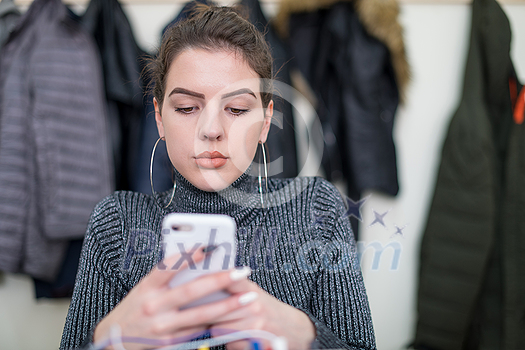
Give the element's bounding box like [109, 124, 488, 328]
[148, 5, 273, 111]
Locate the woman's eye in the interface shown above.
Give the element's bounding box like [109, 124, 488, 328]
[227, 107, 249, 116]
[175, 106, 197, 114]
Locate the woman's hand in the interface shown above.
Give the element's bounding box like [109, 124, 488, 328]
[93, 251, 254, 350]
[210, 278, 317, 350]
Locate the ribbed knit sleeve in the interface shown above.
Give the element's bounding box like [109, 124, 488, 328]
[60, 194, 128, 350]
[305, 179, 376, 350]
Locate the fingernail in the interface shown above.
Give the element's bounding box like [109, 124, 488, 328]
[202, 245, 218, 254]
[230, 266, 251, 281]
[238, 291, 258, 305]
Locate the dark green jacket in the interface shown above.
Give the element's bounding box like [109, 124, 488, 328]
[414, 0, 524, 349]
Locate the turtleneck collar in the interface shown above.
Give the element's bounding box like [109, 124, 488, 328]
[157, 167, 262, 224]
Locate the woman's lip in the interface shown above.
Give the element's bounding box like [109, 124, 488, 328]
[196, 151, 227, 159]
[195, 158, 228, 168]
[195, 151, 228, 168]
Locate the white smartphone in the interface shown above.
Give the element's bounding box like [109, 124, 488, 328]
[161, 213, 237, 309]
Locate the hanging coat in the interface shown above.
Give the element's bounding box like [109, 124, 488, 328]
[81, 0, 148, 191]
[414, 0, 524, 348]
[274, 0, 407, 200]
[274, 0, 408, 237]
[0, 0, 112, 281]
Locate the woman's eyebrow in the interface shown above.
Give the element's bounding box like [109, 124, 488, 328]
[221, 88, 257, 100]
[168, 87, 205, 99]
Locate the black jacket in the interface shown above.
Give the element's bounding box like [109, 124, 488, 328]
[81, 0, 148, 191]
[414, 0, 524, 348]
[284, 2, 400, 200]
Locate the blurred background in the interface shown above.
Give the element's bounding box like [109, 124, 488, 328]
[0, 0, 524, 349]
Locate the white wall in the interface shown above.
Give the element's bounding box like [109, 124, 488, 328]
[0, 2, 524, 350]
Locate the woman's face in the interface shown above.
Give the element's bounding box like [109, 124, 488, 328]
[154, 48, 273, 192]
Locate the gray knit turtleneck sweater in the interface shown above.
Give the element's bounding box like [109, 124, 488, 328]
[60, 170, 376, 350]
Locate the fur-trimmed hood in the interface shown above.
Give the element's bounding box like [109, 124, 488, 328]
[273, 0, 410, 104]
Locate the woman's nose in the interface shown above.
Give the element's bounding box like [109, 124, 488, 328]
[198, 106, 224, 141]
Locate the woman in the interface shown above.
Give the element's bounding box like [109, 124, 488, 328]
[60, 6, 376, 350]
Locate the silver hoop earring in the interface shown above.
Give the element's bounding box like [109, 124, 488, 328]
[150, 136, 176, 208]
[258, 141, 269, 208]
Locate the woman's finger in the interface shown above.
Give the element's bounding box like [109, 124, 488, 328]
[175, 266, 252, 307]
[211, 303, 253, 323]
[146, 266, 252, 313]
[161, 290, 258, 332]
[222, 276, 258, 295]
[145, 249, 207, 289]
[168, 325, 209, 342]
